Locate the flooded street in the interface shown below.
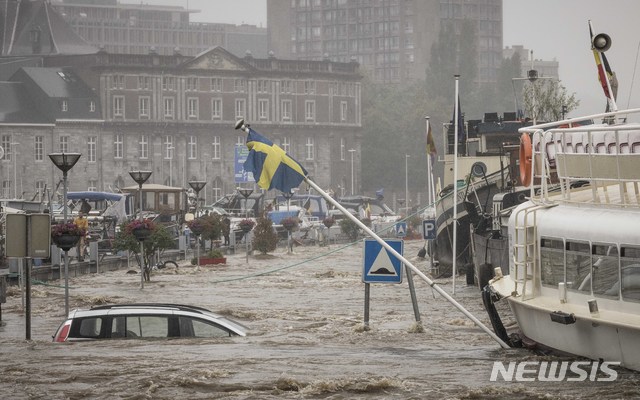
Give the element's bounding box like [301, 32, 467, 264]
[1, 240, 638, 399]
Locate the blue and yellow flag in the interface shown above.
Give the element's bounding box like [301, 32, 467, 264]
[244, 128, 308, 193]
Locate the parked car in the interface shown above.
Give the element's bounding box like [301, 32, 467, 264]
[52, 303, 248, 342]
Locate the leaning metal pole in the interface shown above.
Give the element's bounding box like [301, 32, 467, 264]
[63, 171, 70, 316]
[304, 177, 510, 349]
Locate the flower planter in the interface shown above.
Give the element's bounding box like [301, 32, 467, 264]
[199, 257, 227, 266]
[132, 227, 151, 241]
[52, 234, 81, 251]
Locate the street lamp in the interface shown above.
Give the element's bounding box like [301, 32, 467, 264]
[405, 154, 410, 215]
[281, 190, 294, 254]
[167, 146, 174, 187]
[129, 170, 152, 289]
[348, 149, 356, 195]
[237, 187, 253, 263]
[188, 180, 207, 266]
[11, 142, 19, 198]
[48, 152, 81, 316]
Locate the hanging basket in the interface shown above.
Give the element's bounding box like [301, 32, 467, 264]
[132, 227, 152, 241]
[53, 234, 81, 251]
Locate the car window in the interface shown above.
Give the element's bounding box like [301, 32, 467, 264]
[185, 317, 230, 338]
[125, 316, 169, 338]
[78, 317, 102, 338]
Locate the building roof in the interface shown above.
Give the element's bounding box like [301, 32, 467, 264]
[15, 67, 95, 98]
[0, 81, 49, 123]
[1, 0, 97, 56]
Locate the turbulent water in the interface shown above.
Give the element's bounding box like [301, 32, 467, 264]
[1, 240, 638, 399]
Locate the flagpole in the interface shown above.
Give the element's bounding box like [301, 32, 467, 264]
[589, 20, 618, 112]
[303, 176, 509, 348]
[452, 75, 460, 294]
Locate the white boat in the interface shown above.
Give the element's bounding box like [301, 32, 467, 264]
[486, 106, 640, 371]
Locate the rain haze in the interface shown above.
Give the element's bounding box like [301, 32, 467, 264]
[144, 0, 640, 117]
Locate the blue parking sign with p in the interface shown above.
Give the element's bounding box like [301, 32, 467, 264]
[423, 219, 436, 240]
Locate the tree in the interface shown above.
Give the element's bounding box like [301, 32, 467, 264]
[523, 79, 580, 122]
[113, 221, 175, 279]
[251, 216, 278, 254]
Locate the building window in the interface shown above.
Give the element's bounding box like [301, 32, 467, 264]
[211, 98, 222, 119]
[304, 81, 316, 94]
[235, 99, 245, 119]
[212, 136, 221, 159]
[186, 77, 198, 91]
[113, 96, 124, 117]
[89, 101, 96, 112]
[281, 100, 292, 121]
[236, 136, 244, 147]
[162, 76, 175, 91]
[305, 100, 315, 121]
[114, 134, 123, 158]
[164, 136, 173, 159]
[34, 136, 44, 162]
[282, 136, 290, 154]
[257, 80, 269, 93]
[139, 96, 150, 118]
[138, 76, 150, 90]
[281, 80, 291, 93]
[111, 75, 124, 89]
[61, 100, 68, 112]
[1, 135, 10, 161]
[306, 137, 314, 160]
[140, 135, 148, 159]
[59, 136, 69, 153]
[340, 101, 348, 121]
[258, 99, 269, 120]
[187, 98, 199, 119]
[188, 136, 197, 159]
[340, 138, 345, 161]
[233, 79, 246, 92]
[164, 97, 175, 119]
[88, 179, 97, 192]
[210, 78, 222, 92]
[88, 136, 97, 163]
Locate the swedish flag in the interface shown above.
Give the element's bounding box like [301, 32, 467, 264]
[244, 128, 308, 193]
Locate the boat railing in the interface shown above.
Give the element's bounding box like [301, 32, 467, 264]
[530, 121, 640, 207]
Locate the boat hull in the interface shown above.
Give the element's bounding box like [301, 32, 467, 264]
[503, 291, 640, 371]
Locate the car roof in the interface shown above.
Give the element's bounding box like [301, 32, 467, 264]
[68, 303, 249, 336]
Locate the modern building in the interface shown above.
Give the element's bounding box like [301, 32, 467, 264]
[267, 0, 503, 85]
[503, 45, 560, 80]
[49, 0, 268, 58]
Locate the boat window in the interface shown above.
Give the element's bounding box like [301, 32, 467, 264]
[565, 241, 591, 292]
[620, 246, 640, 302]
[591, 243, 619, 299]
[540, 237, 564, 287]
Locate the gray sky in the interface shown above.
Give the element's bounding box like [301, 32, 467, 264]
[140, 0, 640, 117]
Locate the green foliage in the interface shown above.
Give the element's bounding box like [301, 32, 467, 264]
[252, 216, 278, 254]
[113, 220, 175, 268]
[199, 214, 223, 241]
[207, 248, 224, 258]
[523, 79, 580, 122]
[339, 218, 361, 241]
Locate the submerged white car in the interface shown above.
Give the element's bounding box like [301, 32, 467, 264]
[53, 303, 248, 342]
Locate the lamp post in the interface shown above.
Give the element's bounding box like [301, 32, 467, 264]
[348, 149, 356, 195]
[167, 146, 174, 187]
[237, 187, 253, 263]
[188, 180, 207, 266]
[48, 152, 81, 316]
[129, 170, 152, 289]
[11, 142, 19, 198]
[405, 154, 410, 215]
[281, 190, 294, 254]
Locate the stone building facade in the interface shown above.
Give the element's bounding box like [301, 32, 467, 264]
[1, 48, 362, 204]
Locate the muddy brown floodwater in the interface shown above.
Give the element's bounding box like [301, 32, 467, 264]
[1, 240, 639, 399]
